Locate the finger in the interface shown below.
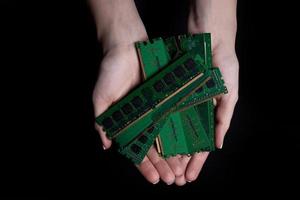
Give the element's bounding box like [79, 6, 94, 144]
[166, 155, 184, 177]
[93, 97, 113, 150]
[186, 152, 209, 182]
[174, 155, 191, 186]
[95, 124, 112, 150]
[147, 146, 175, 185]
[136, 156, 160, 184]
[175, 174, 187, 186]
[179, 154, 192, 166]
[215, 95, 237, 148]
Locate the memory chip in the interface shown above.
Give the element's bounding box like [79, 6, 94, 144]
[131, 144, 141, 154]
[184, 58, 196, 71]
[206, 79, 215, 88]
[138, 135, 148, 144]
[112, 111, 123, 122]
[131, 96, 143, 108]
[153, 80, 165, 92]
[163, 73, 176, 85]
[122, 103, 133, 114]
[174, 66, 186, 78]
[141, 88, 153, 99]
[102, 117, 113, 129]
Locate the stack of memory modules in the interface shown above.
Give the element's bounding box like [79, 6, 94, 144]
[96, 33, 227, 164]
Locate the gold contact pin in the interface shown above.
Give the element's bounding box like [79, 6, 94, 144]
[155, 137, 161, 154]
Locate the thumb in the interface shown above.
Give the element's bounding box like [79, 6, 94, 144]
[94, 96, 113, 150]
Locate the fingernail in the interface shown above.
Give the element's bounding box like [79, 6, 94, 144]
[153, 179, 160, 184]
[187, 180, 192, 183]
[213, 98, 217, 106]
[219, 143, 223, 149]
[166, 181, 174, 185]
[102, 145, 106, 150]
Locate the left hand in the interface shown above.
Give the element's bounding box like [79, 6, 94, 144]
[180, 0, 239, 184]
[183, 43, 239, 183]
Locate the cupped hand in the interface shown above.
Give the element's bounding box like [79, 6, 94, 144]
[184, 43, 239, 183]
[93, 45, 186, 185]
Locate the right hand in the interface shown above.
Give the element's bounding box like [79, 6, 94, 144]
[89, 0, 189, 186]
[93, 44, 188, 185]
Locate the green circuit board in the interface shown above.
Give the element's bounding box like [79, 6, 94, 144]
[135, 33, 226, 158]
[96, 52, 207, 139]
[95, 33, 228, 164]
[177, 68, 227, 111]
[165, 33, 213, 67]
[136, 38, 170, 78]
[118, 118, 167, 164]
[116, 66, 211, 163]
[157, 106, 211, 156]
[136, 33, 220, 110]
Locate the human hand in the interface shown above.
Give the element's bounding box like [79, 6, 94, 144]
[90, 0, 238, 186]
[183, 0, 239, 183]
[90, 0, 186, 184]
[90, 0, 188, 184]
[93, 44, 187, 185]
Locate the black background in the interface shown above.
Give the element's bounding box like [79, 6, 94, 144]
[1, 0, 299, 197]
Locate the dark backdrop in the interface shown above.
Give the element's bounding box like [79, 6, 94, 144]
[0, 0, 298, 197]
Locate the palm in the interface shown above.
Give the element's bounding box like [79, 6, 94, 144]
[93, 45, 186, 185]
[93, 45, 141, 111]
[213, 47, 239, 105]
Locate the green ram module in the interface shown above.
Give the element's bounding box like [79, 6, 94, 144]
[158, 69, 225, 157]
[116, 66, 211, 164]
[195, 99, 215, 150]
[135, 34, 226, 157]
[136, 38, 170, 78]
[96, 52, 206, 139]
[160, 34, 223, 156]
[136, 34, 212, 77]
[134, 35, 208, 159]
[174, 34, 216, 151]
[176, 68, 227, 111]
[164, 33, 212, 68]
[115, 63, 210, 148]
[136, 33, 216, 109]
[118, 118, 167, 164]
[157, 107, 211, 157]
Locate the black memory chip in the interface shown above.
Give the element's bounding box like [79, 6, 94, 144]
[138, 135, 148, 144]
[102, 117, 113, 128]
[153, 80, 165, 92]
[174, 66, 186, 78]
[141, 88, 153, 99]
[184, 58, 196, 71]
[131, 96, 143, 108]
[206, 79, 215, 88]
[163, 73, 176, 85]
[131, 144, 141, 154]
[112, 111, 123, 121]
[122, 103, 133, 114]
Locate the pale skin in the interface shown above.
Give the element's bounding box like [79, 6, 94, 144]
[90, 0, 239, 186]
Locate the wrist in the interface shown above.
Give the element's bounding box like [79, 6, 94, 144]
[188, 0, 237, 51]
[100, 21, 148, 53]
[89, 0, 148, 53]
